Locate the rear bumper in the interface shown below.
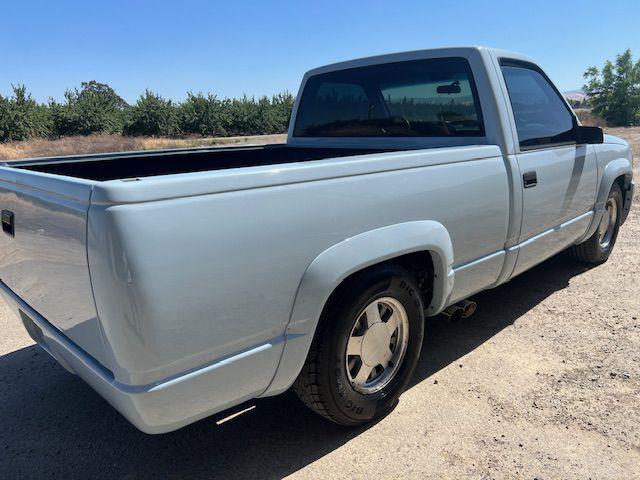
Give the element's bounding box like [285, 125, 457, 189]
[0, 280, 280, 434]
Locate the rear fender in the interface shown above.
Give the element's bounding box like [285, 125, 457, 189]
[261, 220, 454, 396]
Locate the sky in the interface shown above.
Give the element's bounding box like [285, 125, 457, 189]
[1, 0, 638, 103]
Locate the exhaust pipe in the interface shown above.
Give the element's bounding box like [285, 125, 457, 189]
[442, 305, 464, 323]
[457, 299, 477, 318]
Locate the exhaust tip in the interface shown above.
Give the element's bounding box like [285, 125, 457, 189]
[442, 305, 464, 323]
[457, 300, 477, 318]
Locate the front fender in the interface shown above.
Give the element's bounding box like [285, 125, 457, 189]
[579, 156, 633, 243]
[597, 158, 633, 208]
[261, 220, 454, 396]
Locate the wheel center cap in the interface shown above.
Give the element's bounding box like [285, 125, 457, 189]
[361, 323, 390, 366]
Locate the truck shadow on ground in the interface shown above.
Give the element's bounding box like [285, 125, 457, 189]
[0, 252, 592, 479]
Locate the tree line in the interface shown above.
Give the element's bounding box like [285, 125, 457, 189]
[0, 82, 295, 143]
[1, 48, 638, 143]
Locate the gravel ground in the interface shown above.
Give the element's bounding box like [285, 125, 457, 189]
[0, 130, 638, 479]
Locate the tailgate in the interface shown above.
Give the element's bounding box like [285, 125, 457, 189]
[0, 166, 108, 366]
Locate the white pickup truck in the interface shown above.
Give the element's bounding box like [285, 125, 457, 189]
[0, 47, 633, 433]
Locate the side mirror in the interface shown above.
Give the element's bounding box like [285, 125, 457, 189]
[576, 125, 604, 144]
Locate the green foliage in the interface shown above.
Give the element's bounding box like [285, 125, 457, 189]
[178, 92, 231, 136]
[0, 85, 52, 141]
[177, 92, 295, 136]
[124, 90, 179, 136]
[0, 81, 295, 142]
[269, 92, 296, 132]
[51, 81, 129, 137]
[583, 49, 640, 126]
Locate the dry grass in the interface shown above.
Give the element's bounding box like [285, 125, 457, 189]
[575, 108, 608, 127]
[607, 126, 640, 153]
[0, 122, 636, 168]
[0, 134, 287, 161]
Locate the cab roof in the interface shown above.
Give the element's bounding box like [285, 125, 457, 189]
[304, 46, 536, 77]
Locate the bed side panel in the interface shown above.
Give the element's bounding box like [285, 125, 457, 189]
[86, 146, 509, 390]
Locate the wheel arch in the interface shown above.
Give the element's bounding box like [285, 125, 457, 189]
[261, 220, 455, 397]
[578, 157, 633, 244]
[598, 158, 632, 210]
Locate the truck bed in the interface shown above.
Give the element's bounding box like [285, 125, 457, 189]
[9, 144, 386, 181]
[0, 142, 393, 372]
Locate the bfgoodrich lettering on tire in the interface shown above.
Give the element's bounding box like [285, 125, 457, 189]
[293, 264, 425, 426]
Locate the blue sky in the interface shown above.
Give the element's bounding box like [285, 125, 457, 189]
[1, 0, 638, 103]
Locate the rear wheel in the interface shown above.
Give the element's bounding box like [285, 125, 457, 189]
[293, 265, 424, 426]
[570, 183, 623, 264]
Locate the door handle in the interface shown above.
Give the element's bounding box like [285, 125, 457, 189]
[2, 210, 14, 236]
[523, 171, 537, 188]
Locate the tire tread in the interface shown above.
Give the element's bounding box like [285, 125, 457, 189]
[292, 298, 345, 424]
[292, 264, 421, 426]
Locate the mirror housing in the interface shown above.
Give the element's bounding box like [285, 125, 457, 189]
[576, 125, 604, 144]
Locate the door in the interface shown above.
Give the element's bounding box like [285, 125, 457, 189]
[499, 60, 598, 276]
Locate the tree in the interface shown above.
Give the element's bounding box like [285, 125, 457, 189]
[124, 90, 178, 136]
[583, 49, 640, 126]
[0, 85, 52, 142]
[178, 92, 230, 136]
[269, 92, 295, 132]
[52, 81, 129, 136]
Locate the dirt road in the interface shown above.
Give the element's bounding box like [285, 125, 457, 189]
[1, 131, 638, 479]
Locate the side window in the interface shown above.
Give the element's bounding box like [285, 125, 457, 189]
[293, 57, 484, 137]
[500, 60, 575, 148]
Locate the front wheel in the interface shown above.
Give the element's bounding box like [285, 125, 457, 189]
[293, 265, 424, 426]
[570, 182, 623, 264]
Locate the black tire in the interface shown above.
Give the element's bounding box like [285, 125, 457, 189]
[570, 182, 623, 264]
[293, 264, 424, 426]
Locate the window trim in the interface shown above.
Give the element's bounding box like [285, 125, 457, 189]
[292, 56, 486, 138]
[499, 58, 578, 151]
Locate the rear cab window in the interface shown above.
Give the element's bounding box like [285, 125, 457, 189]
[499, 59, 576, 149]
[293, 57, 485, 138]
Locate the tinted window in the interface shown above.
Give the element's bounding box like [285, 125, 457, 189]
[294, 58, 484, 137]
[500, 61, 575, 148]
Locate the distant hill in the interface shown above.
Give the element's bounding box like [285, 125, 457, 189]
[564, 90, 587, 102]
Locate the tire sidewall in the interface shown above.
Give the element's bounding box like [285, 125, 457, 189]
[598, 184, 623, 258]
[325, 272, 424, 423]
